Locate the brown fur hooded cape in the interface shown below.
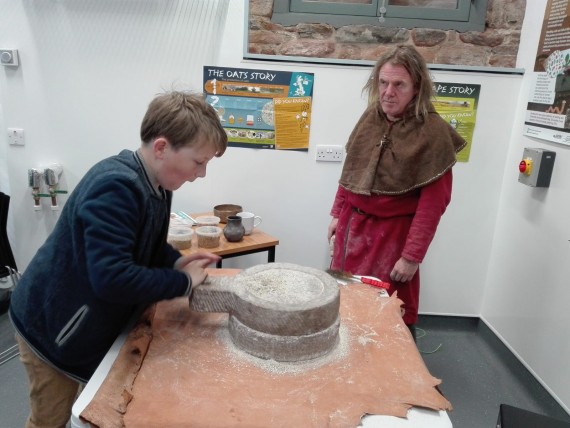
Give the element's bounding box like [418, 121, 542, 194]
[339, 103, 467, 195]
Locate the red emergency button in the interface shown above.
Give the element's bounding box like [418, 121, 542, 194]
[519, 158, 533, 175]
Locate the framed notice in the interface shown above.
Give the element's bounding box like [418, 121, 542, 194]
[525, 0, 570, 145]
[203, 66, 314, 150]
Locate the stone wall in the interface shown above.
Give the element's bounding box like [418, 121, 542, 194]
[247, 0, 527, 68]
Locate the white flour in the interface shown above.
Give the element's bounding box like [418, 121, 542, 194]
[242, 270, 324, 304]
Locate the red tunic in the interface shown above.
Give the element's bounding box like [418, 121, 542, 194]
[330, 170, 453, 325]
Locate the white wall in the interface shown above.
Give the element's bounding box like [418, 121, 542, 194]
[482, 0, 570, 413]
[1, 0, 568, 414]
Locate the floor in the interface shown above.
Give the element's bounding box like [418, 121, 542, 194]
[0, 308, 569, 428]
[416, 315, 570, 428]
[0, 304, 28, 428]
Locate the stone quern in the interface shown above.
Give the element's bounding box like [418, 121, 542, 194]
[189, 263, 340, 362]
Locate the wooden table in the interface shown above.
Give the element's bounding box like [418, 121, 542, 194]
[180, 215, 279, 268]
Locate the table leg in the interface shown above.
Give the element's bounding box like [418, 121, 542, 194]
[214, 246, 275, 268]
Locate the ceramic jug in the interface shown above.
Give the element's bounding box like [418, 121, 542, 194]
[223, 215, 245, 242]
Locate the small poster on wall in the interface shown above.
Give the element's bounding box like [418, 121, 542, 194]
[525, 0, 570, 145]
[203, 66, 314, 150]
[433, 82, 481, 162]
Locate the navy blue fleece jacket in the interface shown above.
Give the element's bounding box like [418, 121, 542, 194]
[10, 149, 190, 382]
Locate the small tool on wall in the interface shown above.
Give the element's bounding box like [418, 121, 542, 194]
[27, 164, 68, 210]
[28, 169, 42, 210]
[44, 164, 63, 210]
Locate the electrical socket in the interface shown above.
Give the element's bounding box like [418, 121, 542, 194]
[7, 128, 25, 146]
[316, 145, 343, 162]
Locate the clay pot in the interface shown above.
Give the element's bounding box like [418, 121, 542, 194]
[223, 215, 245, 242]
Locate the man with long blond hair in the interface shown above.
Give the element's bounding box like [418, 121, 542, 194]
[328, 45, 466, 340]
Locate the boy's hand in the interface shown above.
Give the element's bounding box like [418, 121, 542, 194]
[174, 252, 220, 270]
[174, 252, 221, 287]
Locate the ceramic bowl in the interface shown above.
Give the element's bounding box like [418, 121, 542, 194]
[213, 204, 243, 223]
[196, 226, 222, 248]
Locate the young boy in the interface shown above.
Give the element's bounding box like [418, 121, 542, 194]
[9, 90, 228, 427]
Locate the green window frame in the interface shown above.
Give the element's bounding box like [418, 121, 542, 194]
[272, 0, 487, 32]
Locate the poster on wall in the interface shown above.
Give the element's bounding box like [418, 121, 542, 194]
[203, 66, 314, 151]
[525, 0, 570, 145]
[433, 82, 480, 162]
